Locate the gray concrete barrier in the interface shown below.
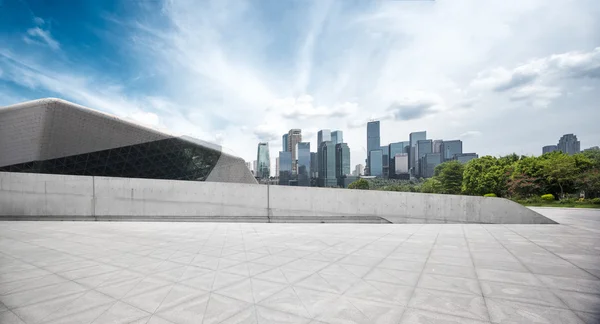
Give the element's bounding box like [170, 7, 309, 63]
[0, 172, 557, 224]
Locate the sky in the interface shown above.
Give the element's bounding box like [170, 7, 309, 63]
[1, 0, 599, 175]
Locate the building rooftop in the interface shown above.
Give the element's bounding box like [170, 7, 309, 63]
[0, 207, 599, 324]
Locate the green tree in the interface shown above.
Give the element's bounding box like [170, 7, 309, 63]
[581, 148, 600, 168]
[348, 178, 369, 190]
[541, 153, 578, 198]
[462, 156, 510, 196]
[434, 161, 464, 194]
[420, 178, 443, 193]
[507, 156, 547, 198]
[576, 169, 600, 198]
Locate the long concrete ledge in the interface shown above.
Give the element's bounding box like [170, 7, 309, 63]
[0, 172, 557, 224]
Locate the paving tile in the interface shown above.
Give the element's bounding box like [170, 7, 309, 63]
[537, 275, 600, 294]
[344, 279, 413, 306]
[423, 262, 477, 279]
[0, 281, 87, 309]
[399, 308, 490, 324]
[476, 268, 544, 287]
[575, 311, 600, 324]
[364, 268, 421, 287]
[0, 310, 26, 324]
[553, 290, 600, 314]
[91, 301, 150, 324]
[480, 280, 566, 308]
[258, 286, 312, 318]
[418, 273, 481, 295]
[409, 288, 489, 321]
[485, 298, 584, 324]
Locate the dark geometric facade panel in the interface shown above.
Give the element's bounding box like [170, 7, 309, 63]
[0, 137, 222, 181]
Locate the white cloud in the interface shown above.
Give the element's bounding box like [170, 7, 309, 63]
[275, 95, 358, 120]
[24, 27, 60, 50]
[459, 131, 482, 139]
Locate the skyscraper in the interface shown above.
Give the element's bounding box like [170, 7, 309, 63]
[355, 164, 364, 176]
[415, 139, 432, 178]
[319, 141, 337, 187]
[296, 142, 311, 186]
[331, 130, 343, 145]
[317, 129, 331, 146]
[282, 134, 289, 152]
[278, 151, 292, 185]
[389, 141, 409, 176]
[409, 131, 426, 175]
[275, 157, 279, 177]
[370, 149, 383, 177]
[557, 134, 580, 155]
[420, 153, 442, 178]
[310, 152, 318, 179]
[256, 143, 270, 179]
[335, 143, 351, 178]
[380, 145, 390, 178]
[317, 129, 331, 185]
[453, 153, 478, 163]
[393, 153, 409, 178]
[433, 140, 443, 153]
[287, 129, 302, 174]
[366, 121, 381, 176]
[542, 145, 558, 154]
[440, 140, 463, 161]
[252, 160, 257, 175]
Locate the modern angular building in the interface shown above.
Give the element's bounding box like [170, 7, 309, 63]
[318, 141, 337, 187]
[542, 145, 558, 154]
[282, 133, 289, 152]
[392, 153, 409, 179]
[389, 141, 409, 176]
[366, 121, 380, 175]
[453, 153, 479, 164]
[278, 151, 292, 185]
[369, 149, 383, 177]
[0, 98, 256, 184]
[296, 142, 310, 186]
[557, 134, 580, 155]
[419, 153, 442, 178]
[287, 129, 302, 174]
[409, 131, 426, 175]
[415, 139, 432, 177]
[440, 140, 463, 161]
[256, 143, 270, 179]
[331, 130, 343, 145]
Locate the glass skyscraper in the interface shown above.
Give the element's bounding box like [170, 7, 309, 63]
[366, 121, 380, 176]
[389, 141, 409, 176]
[317, 129, 331, 146]
[415, 139, 432, 178]
[380, 145, 390, 178]
[310, 152, 318, 179]
[441, 140, 463, 161]
[319, 141, 337, 187]
[335, 143, 351, 178]
[278, 151, 292, 185]
[331, 130, 343, 145]
[287, 129, 302, 174]
[296, 142, 310, 186]
[557, 134, 580, 155]
[409, 131, 426, 174]
[369, 149, 383, 177]
[282, 134, 289, 152]
[256, 142, 270, 179]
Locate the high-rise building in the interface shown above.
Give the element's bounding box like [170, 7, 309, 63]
[393, 153, 409, 179]
[256, 143, 270, 179]
[369, 149, 383, 177]
[440, 140, 463, 161]
[318, 141, 337, 187]
[245, 162, 252, 170]
[278, 151, 292, 185]
[355, 164, 364, 176]
[433, 140, 443, 153]
[389, 141, 409, 176]
[415, 139, 432, 178]
[542, 145, 558, 154]
[317, 129, 331, 146]
[380, 145, 390, 178]
[366, 121, 381, 175]
[335, 143, 351, 179]
[331, 131, 343, 145]
[420, 153, 442, 178]
[557, 134, 580, 155]
[252, 160, 257, 175]
[282, 134, 289, 152]
[296, 142, 311, 186]
[275, 157, 280, 177]
[453, 153, 478, 163]
[409, 131, 426, 175]
[310, 152, 318, 178]
[287, 129, 302, 174]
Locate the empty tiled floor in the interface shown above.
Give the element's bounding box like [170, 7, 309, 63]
[1, 207, 599, 324]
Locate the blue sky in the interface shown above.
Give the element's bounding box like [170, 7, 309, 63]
[1, 0, 600, 172]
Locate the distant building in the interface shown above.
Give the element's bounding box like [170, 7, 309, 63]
[338, 176, 358, 188]
[392, 153, 409, 180]
[282, 134, 289, 152]
[245, 162, 252, 170]
[278, 151, 292, 185]
[584, 146, 600, 152]
[409, 131, 426, 175]
[317, 130, 331, 186]
[318, 141, 337, 187]
[296, 142, 311, 186]
[415, 139, 432, 178]
[331, 130, 343, 145]
[335, 143, 351, 179]
[370, 149, 383, 177]
[253, 160, 257, 175]
[453, 153, 478, 163]
[433, 140, 443, 153]
[420, 153, 442, 178]
[542, 145, 558, 154]
[367, 121, 381, 175]
[287, 129, 302, 174]
[256, 143, 270, 179]
[310, 152, 318, 179]
[317, 129, 331, 146]
[380, 145, 390, 178]
[441, 140, 463, 161]
[355, 164, 364, 176]
[275, 157, 279, 177]
[557, 134, 580, 155]
[389, 141, 409, 176]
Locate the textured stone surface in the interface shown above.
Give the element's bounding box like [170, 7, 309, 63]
[0, 207, 598, 323]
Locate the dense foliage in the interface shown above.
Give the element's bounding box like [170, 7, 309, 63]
[347, 149, 600, 200]
[347, 178, 369, 190]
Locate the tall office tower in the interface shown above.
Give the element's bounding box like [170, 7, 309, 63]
[420, 153, 442, 178]
[310, 152, 318, 178]
[245, 162, 252, 170]
[389, 141, 409, 176]
[369, 150, 383, 177]
[287, 129, 302, 174]
[542, 145, 558, 154]
[335, 143, 351, 178]
[317, 129, 331, 146]
[440, 140, 463, 161]
[275, 157, 280, 177]
[296, 142, 311, 186]
[253, 160, 257, 175]
[409, 131, 426, 174]
[319, 141, 337, 187]
[453, 153, 479, 163]
[380, 145, 390, 178]
[366, 121, 381, 175]
[415, 139, 432, 178]
[282, 134, 289, 152]
[393, 153, 409, 179]
[331, 130, 344, 145]
[557, 134, 580, 155]
[355, 164, 364, 176]
[256, 143, 270, 179]
[278, 151, 292, 185]
[433, 140, 443, 153]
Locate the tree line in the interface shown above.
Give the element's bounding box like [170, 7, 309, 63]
[349, 149, 600, 200]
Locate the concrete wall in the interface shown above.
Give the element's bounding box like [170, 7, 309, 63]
[0, 172, 556, 224]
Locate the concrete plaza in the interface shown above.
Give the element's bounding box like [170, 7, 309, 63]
[0, 208, 599, 324]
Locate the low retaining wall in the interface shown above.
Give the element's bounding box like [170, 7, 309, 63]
[0, 172, 556, 224]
